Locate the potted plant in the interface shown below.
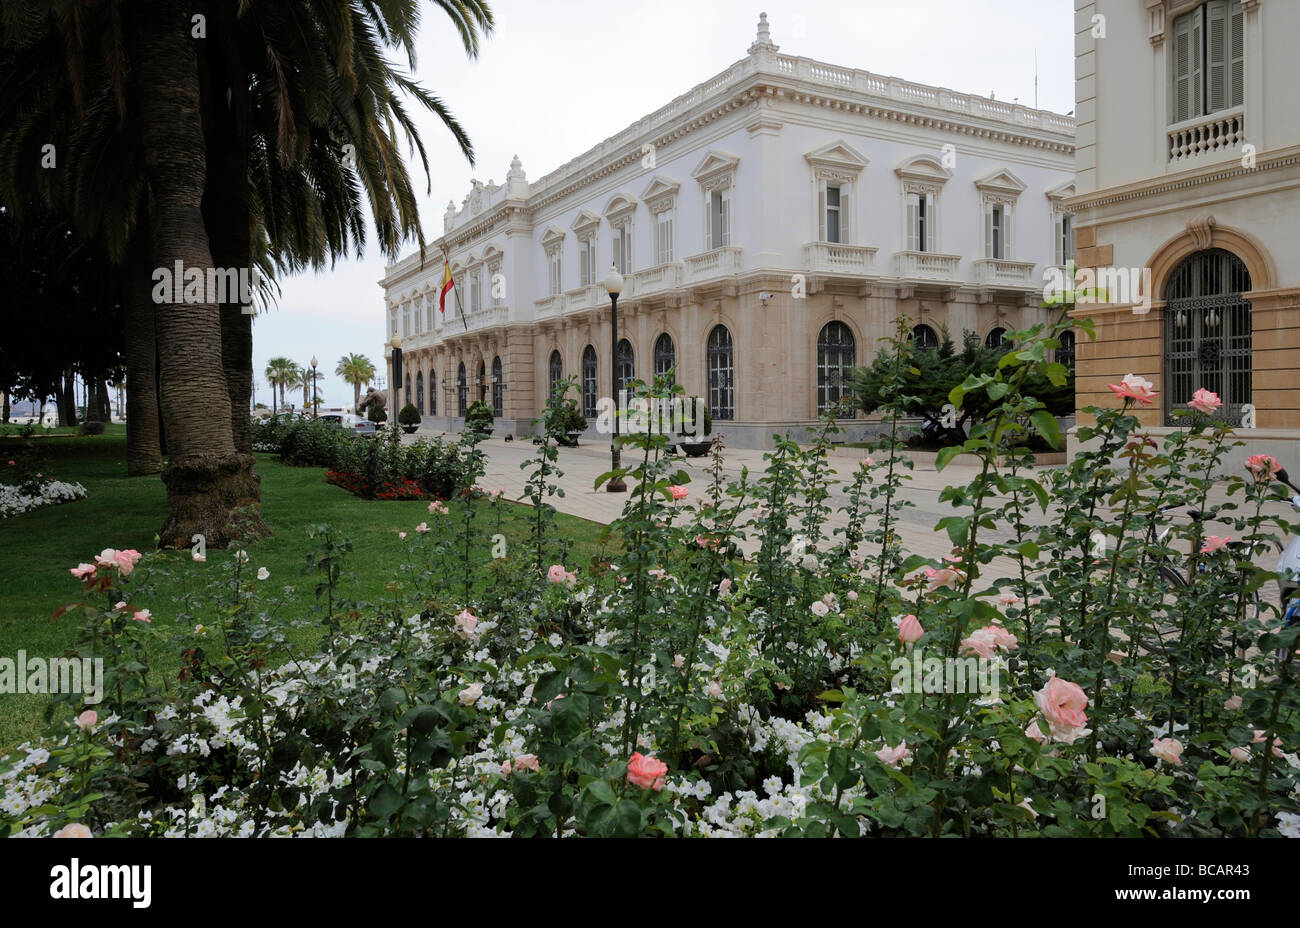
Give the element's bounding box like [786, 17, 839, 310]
[550, 398, 588, 447]
[398, 402, 421, 434]
[677, 397, 713, 457]
[366, 404, 388, 424]
[465, 399, 494, 436]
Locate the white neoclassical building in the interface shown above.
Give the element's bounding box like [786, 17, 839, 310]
[380, 13, 1075, 447]
[1069, 0, 1300, 468]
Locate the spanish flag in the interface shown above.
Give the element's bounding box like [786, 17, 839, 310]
[439, 261, 454, 314]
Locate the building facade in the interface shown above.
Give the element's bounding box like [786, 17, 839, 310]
[1069, 0, 1300, 467]
[380, 14, 1075, 447]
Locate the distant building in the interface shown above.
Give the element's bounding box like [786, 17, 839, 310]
[381, 14, 1075, 447]
[1069, 0, 1300, 466]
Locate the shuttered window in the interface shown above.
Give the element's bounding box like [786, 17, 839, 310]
[706, 188, 731, 249]
[907, 192, 936, 253]
[1173, 1, 1243, 123]
[655, 211, 673, 264]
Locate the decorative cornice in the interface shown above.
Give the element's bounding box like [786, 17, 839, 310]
[1067, 144, 1300, 212]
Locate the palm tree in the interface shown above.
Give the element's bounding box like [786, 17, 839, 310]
[264, 357, 299, 414]
[336, 353, 376, 413]
[0, 0, 495, 545]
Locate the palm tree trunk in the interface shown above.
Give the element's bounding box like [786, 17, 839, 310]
[199, 14, 255, 455]
[126, 0, 266, 547]
[354, 380, 362, 414]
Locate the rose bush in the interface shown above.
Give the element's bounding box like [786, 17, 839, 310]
[2, 317, 1298, 838]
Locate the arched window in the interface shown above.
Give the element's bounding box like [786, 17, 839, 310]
[817, 321, 856, 415]
[912, 324, 939, 351]
[477, 361, 486, 403]
[548, 350, 562, 402]
[491, 356, 503, 417]
[581, 346, 598, 418]
[415, 371, 424, 415]
[429, 371, 437, 416]
[653, 333, 676, 386]
[404, 372, 411, 408]
[985, 327, 1008, 350]
[1057, 330, 1076, 374]
[707, 325, 734, 421]
[457, 363, 467, 417]
[616, 339, 635, 399]
[1165, 248, 1252, 425]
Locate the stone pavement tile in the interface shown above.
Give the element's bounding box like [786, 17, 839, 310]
[420, 432, 1292, 597]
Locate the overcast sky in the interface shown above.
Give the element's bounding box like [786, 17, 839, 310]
[257, 0, 1075, 409]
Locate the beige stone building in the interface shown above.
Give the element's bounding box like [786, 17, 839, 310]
[381, 15, 1075, 447]
[1069, 0, 1300, 468]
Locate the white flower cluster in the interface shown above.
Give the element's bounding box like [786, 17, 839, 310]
[0, 480, 87, 518]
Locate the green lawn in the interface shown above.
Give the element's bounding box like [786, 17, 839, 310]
[0, 428, 611, 752]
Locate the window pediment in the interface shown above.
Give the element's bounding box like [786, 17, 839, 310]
[804, 140, 869, 181]
[975, 168, 1028, 202]
[641, 175, 680, 213]
[691, 149, 740, 191]
[570, 209, 601, 238]
[540, 224, 566, 251]
[895, 154, 952, 195]
[603, 194, 638, 223]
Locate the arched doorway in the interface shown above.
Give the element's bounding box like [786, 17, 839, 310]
[1164, 248, 1251, 425]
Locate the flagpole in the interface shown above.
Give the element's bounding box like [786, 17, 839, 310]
[440, 244, 469, 332]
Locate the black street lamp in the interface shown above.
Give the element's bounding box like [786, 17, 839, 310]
[310, 356, 318, 419]
[603, 264, 626, 493]
[389, 335, 403, 444]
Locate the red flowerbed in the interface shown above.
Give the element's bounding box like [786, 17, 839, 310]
[325, 469, 430, 501]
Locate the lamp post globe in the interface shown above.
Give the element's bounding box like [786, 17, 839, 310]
[604, 264, 626, 493]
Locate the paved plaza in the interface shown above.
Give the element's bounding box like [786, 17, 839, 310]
[410, 430, 1291, 595]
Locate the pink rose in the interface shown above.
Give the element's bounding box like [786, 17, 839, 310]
[1246, 454, 1282, 483]
[75, 710, 97, 731]
[847, 590, 858, 602]
[876, 741, 911, 768]
[132, 609, 151, 624]
[985, 624, 1019, 651]
[1187, 388, 1223, 415]
[115, 550, 141, 576]
[997, 592, 1022, 607]
[897, 613, 924, 644]
[1223, 694, 1242, 711]
[1200, 535, 1231, 554]
[453, 609, 479, 641]
[459, 682, 483, 706]
[500, 761, 513, 777]
[960, 628, 999, 659]
[1025, 718, 1047, 744]
[1034, 676, 1089, 738]
[53, 823, 93, 838]
[705, 681, 723, 699]
[718, 578, 732, 595]
[1150, 737, 1183, 765]
[924, 565, 964, 591]
[415, 522, 430, 534]
[1229, 746, 1251, 763]
[513, 754, 540, 773]
[667, 485, 688, 501]
[546, 564, 568, 584]
[626, 751, 668, 790]
[398, 532, 407, 539]
[1107, 373, 1158, 406]
[810, 601, 829, 617]
[70, 563, 97, 580]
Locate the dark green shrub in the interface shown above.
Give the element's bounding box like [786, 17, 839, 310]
[549, 398, 587, 436]
[465, 400, 493, 433]
[398, 403, 421, 426]
[78, 420, 106, 436]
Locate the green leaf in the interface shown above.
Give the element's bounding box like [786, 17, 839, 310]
[935, 445, 964, 472]
[1029, 410, 1061, 449]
